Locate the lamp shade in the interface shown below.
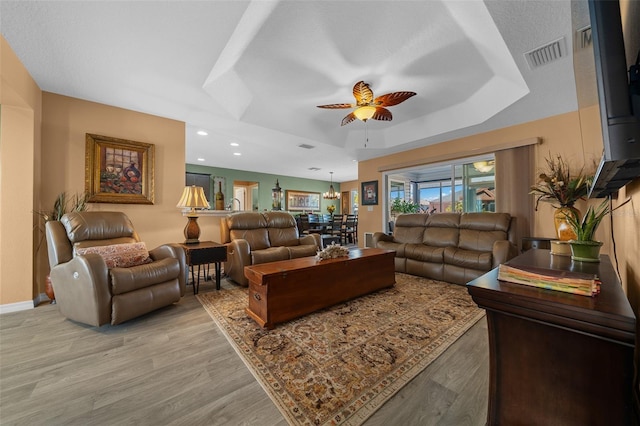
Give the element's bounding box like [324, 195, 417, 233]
[176, 185, 209, 210]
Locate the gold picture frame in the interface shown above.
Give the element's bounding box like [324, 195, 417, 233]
[85, 133, 155, 204]
[285, 190, 321, 212]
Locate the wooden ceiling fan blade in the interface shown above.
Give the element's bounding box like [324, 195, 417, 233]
[374, 91, 417, 107]
[341, 112, 357, 126]
[372, 107, 393, 121]
[353, 81, 374, 105]
[317, 103, 354, 109]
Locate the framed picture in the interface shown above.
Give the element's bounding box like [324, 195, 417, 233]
[85, 133, 155, 204]
[361, 180, 378, 205]
[285, 190, 321, 212]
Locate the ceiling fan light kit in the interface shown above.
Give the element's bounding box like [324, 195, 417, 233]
[353, 106, 377, 122]
[317, 81, 416, 126]
[473, 160, 495, 173]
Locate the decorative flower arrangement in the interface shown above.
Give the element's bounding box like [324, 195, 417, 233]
[529, 154, 593, 210]
[326, 204, 336, 214]
[316, 242, 349, 260]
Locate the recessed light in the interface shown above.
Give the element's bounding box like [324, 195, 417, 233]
[230, 142, 239, 147]
[197, 158, 205, 162]
[233, 152, 242, 156]
[197, 130, 208, 136]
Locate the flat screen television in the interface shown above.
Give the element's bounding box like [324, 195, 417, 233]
[588, 0, 640, 198]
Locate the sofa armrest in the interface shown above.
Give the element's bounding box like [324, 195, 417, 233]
[49, 254, 112, 327]
[299, 233, 321, 249]
[225, 239, 252, 286]
[372, 232, 394, 246]
[150, 243, 187, 296]
[492, 240, 518, 268]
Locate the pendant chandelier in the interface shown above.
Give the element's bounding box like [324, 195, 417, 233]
[323, 172, 340, 200]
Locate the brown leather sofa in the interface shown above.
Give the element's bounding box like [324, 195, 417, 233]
[220, 211, 321, 286]
[373, 212, 517, 285]
[45, 211, 187, 326]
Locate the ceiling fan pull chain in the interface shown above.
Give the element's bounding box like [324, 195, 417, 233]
[365, 121, 369, 148]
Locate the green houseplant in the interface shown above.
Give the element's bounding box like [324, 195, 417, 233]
[564, 199, 609, 262]
[390, 198, 420, 215]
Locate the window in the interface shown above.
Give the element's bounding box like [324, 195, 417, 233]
[389, 180, 405, 202]
[385, 155, 495, 224]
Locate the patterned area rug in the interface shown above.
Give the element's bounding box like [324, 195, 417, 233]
[197, 273, 484, 426]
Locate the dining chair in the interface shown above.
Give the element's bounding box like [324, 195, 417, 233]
[329, 214, 344, 240]
[306, 213, 323, 233]
[343, 214, 357, 244]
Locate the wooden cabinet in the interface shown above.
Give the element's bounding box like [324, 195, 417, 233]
[244, 248, 395, 329]
[521, 236, 553, 252]
[467, 249, 635, 425]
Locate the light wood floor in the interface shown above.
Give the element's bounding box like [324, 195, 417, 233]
[0, 278, 489, 426]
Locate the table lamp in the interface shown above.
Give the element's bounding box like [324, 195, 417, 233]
[176, 185, 210, 244]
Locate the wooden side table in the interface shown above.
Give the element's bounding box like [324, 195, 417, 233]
[467, 249, 636, 425]
[521, 236, 553, 252]
[179, 241, 227, 294]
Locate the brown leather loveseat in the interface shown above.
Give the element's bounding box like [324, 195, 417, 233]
[221, 211, 321, 286]
[373, 212, 517, 285]
[45, 211, 187, 326]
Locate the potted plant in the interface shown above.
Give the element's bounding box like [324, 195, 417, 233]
[529, 154, 593, 241]
[35, 192, 89, 224]
[563, 199, 609, 262]
[390, 198, 420, 215]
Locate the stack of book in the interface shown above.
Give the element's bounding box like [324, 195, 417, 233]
[498, 261, 600, 297]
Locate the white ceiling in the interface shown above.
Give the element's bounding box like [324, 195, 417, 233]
[1, 0, 580, 183]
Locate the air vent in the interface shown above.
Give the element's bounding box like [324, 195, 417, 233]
[298, 144, 315, 149]
[308, 167, 321, 171]
[524, 37, 567, 70]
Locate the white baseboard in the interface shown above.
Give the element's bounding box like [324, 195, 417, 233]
[0, 300, 35, 314]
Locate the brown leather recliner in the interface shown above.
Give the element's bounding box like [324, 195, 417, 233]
[220, 211, 321, 286]
[45, 211, 187, 326]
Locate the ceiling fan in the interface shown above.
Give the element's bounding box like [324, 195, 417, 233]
[317, 81, 417, 126]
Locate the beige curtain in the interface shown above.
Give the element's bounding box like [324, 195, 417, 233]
[495, 145, 534, 251]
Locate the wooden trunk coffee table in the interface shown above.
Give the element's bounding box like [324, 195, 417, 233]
[244, 248, 396, 329]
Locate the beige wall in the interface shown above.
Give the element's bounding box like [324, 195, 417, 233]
[1, 36, 42, 306]
[38, 93, 187, 295]
[1, 35, 188, 306]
